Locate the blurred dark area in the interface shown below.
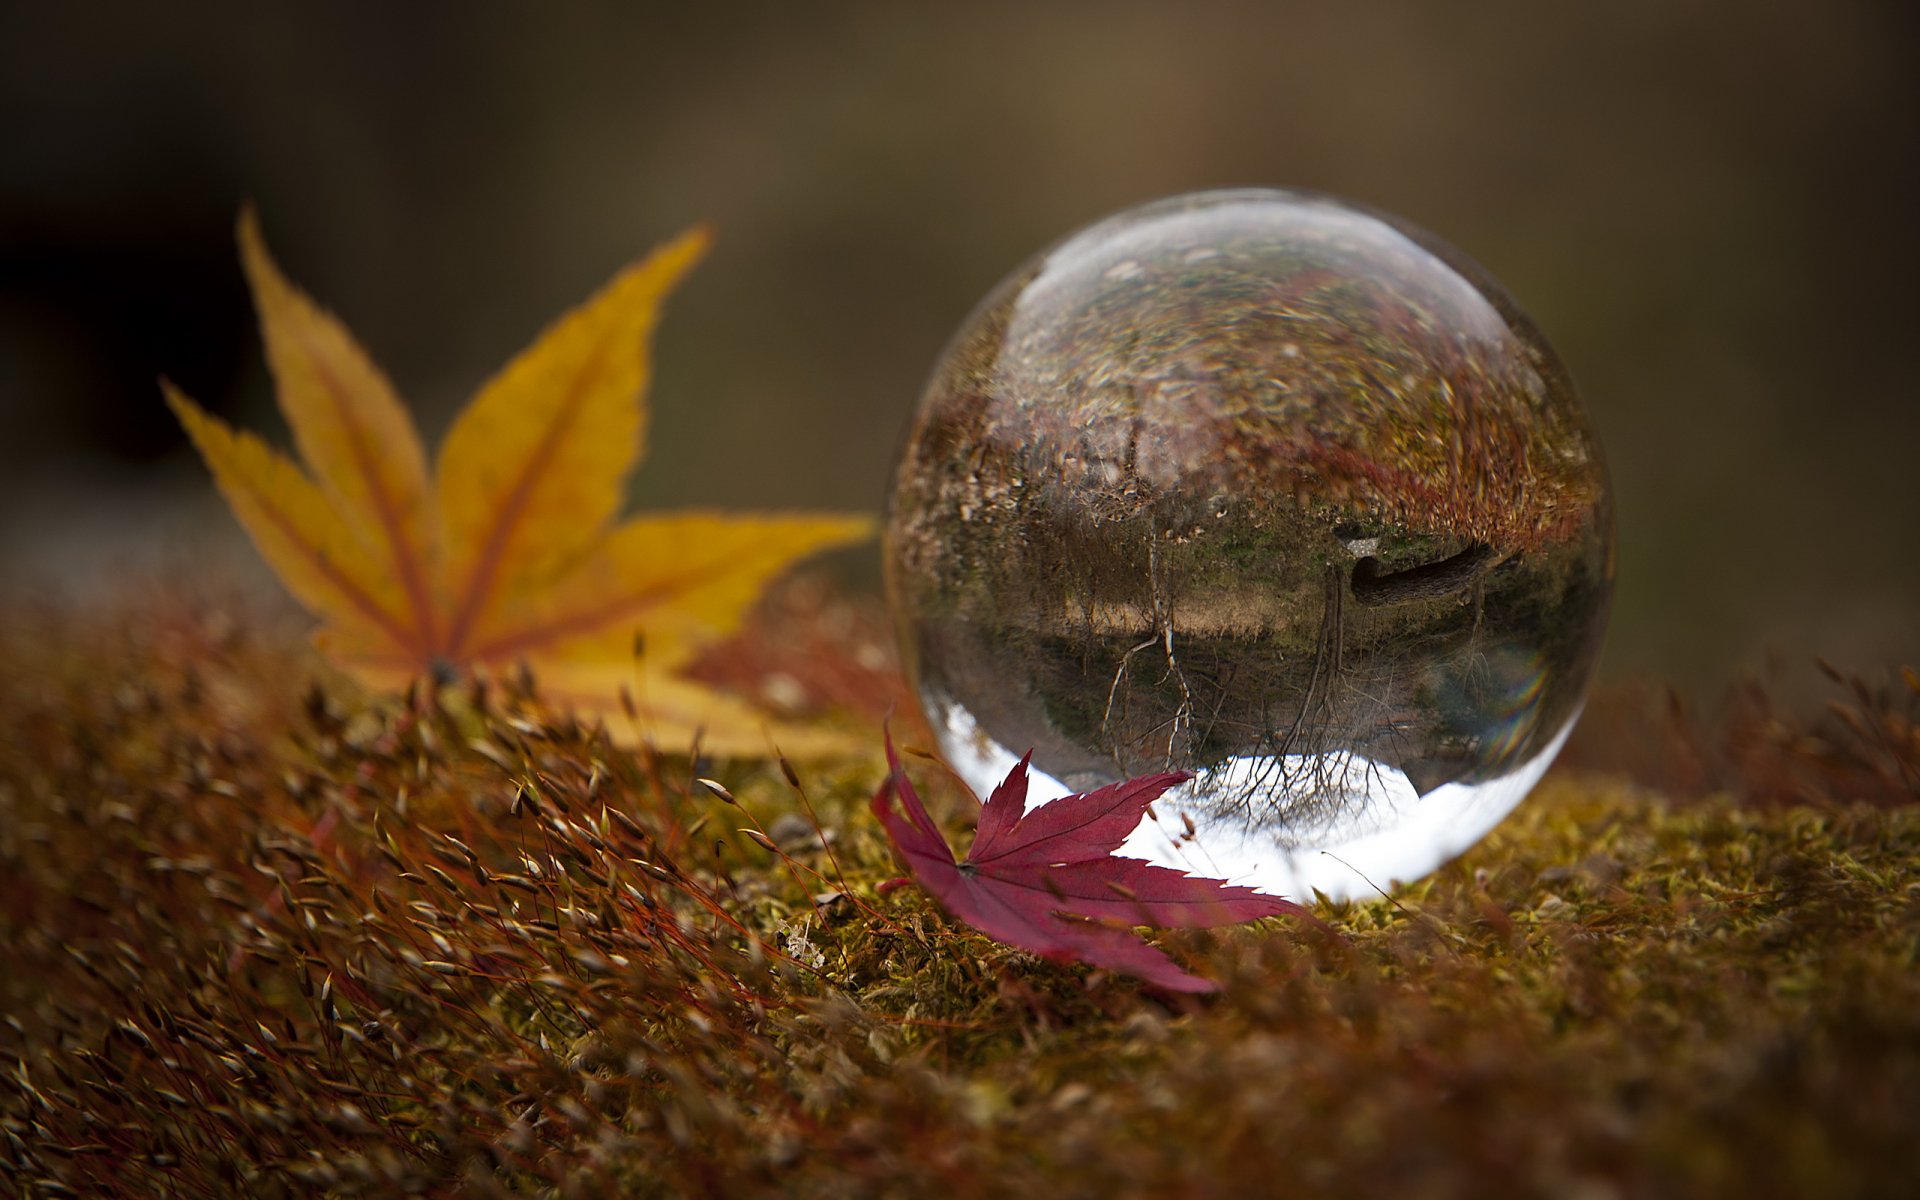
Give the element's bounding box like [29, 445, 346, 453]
[2, 1, 1916, 704]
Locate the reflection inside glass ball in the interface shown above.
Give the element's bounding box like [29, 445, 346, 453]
[885, 189, 1612, 901]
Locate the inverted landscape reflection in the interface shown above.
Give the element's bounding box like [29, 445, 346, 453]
[887, 190, 1613, 900]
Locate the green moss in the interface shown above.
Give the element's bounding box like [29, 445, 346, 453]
[2, 596, 1915, 1198]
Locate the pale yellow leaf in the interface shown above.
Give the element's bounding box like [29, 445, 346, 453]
[527, 659, 864, 760]
[434, 227, 711, 660]
[314, 647, 859, 758]
[459, 511, 876, 670]
[165, 384, 412, 653]
[238, 212, 438, 655]
[176, 215, 875, 759]
[312, 624, 429, 684]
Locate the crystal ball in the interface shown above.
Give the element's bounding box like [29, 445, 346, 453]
[885, 189, 1612, 902]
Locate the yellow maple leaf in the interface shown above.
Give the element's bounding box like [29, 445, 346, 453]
[167, 211, 873, 756]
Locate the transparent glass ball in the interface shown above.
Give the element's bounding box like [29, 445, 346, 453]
[885, 189, 1613, 902]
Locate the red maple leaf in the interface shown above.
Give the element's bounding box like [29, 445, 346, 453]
[873, 735, 1309, 993]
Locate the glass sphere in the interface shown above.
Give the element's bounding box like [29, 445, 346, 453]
[885, 190, 1612, 901]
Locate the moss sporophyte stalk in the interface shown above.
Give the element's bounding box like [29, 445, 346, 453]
[5, 596, 1916, 1196]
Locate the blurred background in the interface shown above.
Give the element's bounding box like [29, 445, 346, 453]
[2, 0, 1915, 703]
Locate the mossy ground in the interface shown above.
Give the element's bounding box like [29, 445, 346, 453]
[2, 590, 1916, 1198]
